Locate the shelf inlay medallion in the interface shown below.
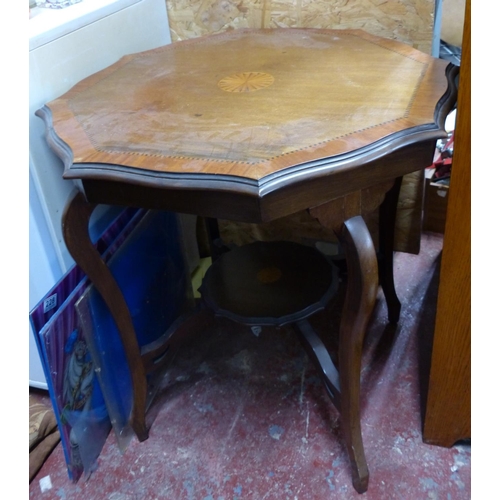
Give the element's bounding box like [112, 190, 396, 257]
[257, 267, 282, 284]
[218, 72, 274, 93]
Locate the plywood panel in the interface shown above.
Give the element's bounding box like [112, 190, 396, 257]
[166, 0, 435, 53]
[440, 0, 466, 47]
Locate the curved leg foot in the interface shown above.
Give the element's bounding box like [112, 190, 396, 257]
[62, 192, 149, 441]
[336, 215, 379, 494]
[378, 177, 402, 324]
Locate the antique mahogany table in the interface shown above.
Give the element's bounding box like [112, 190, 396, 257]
[37, 28, 457, 493]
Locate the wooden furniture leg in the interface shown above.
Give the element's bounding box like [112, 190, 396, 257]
[378, 176, 403, 324]
[62, 192, 149, 441]
[309, 188, 389, 493]
[336, 215, 378, 493]
[204, 217, 231, 261]
[63, 193, 214, 442]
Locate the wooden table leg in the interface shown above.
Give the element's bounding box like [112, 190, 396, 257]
[62, 191, 149, 442]
[204, 217, 231, 261]
[378, 176, 403, 324]
[309, 189, 382, 493]
[336, 215, 378, 493]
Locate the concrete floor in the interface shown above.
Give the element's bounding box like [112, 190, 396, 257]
[29, 231, 471, 499]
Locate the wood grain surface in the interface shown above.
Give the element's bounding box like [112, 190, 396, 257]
[37, 29, 457, 224]
[42, 29, 450, 179]
[423, 0, 470, 447]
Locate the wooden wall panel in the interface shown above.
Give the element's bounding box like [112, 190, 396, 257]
[166, 0, 435, 53]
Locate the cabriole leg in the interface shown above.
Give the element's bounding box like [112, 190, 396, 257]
[378, 177, 403, 324]
[62, 191, 149, 441]
[335, 215, 378, 493]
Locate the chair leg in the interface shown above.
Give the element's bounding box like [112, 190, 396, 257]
[336, 215, 379, 494]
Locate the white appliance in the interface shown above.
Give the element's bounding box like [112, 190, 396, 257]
[29, 0, 173, 388]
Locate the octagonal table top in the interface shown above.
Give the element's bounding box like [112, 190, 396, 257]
[37, 28, 457, 222]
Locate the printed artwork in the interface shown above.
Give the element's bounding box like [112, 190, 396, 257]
[30, 207, 192, 481]
[30, 208, 145, 481]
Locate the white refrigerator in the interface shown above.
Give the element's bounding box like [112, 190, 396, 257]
[29, 0, 173, 388]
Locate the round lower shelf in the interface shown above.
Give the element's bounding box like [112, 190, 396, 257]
[199, 241, 338, 326]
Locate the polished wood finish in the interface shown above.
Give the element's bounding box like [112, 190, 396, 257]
[336, 216, 379, 493]
[423, 0, 470, 447]
[37, 29, 456, 224]
[41, 29, 450, 175]
[308, 201, 379, 492]
[62, 192, 149, 442]
[378, 177, 403, 324]
[58, 139, 438, 224]
[199, 241, 338, 326]
[63, 193, 215, 442]
[36, 29, 459, 494]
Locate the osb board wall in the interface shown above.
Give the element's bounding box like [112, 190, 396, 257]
[440, 0, 466, 47]
[165, 0, 437, 253]
[166, 0, 435, 54]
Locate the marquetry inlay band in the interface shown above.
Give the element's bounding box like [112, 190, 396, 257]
[218, 72, 274, 93]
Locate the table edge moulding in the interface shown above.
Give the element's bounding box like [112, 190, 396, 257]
[35, 28, 459, 494]
[36, 28, 458, 223]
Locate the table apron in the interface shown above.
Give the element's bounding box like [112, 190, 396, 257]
[79, 139, 436, 224]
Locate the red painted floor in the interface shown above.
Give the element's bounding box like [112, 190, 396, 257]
[29, 232, 471, 499]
